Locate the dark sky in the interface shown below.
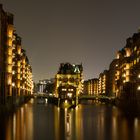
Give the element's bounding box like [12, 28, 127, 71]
[1, 0, 140, 82]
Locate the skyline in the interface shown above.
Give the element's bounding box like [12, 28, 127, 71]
[1, 0, 140, 82]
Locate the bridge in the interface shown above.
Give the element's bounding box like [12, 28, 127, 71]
[33, 93, 116, 105]
[78, 95, 116, 104]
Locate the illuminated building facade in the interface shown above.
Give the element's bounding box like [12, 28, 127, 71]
[92, 78, 99, 95]
[108, 59, 118, 97]
[115, 32, 140, 101]
[84, 79, 99, 95]
[55, 63, 83, 99]
[0, 4, 33, 105]
[98, 70, 109, 95]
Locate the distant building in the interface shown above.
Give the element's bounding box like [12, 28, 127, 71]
[36, 78, 55, 94]
[55, 63, 83, 99]
[98, 70, 109, 95]
[84, 79, 99, 95]
[92, 78, 99, 95]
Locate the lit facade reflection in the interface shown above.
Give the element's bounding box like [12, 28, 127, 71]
[1, 100, 140, 140]
[4, 99, 34, 140]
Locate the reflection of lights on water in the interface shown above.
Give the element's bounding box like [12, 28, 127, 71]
[137, 86, 140, 90]
[30, 98, 34, 104]
[75, 105, 79, 110]
[57, 107, 60, 111]
[25, 103, 27, 107]
[112, 117, 117, 138]
[134, 118, 138, 128]
[67, 93, 72, 98]
[45, 98, 48, 103]
[21, 107, 24, 116]
[65, 100, 68, 104]
[13, 114, 16, 140]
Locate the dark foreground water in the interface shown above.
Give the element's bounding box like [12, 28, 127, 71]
[0, 99, 140, 140]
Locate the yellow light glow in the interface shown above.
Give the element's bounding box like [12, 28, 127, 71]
[12, 71, 15, 75]
[116, 52, 120, 59]
[17, 47, 21, 54]
[134, 60, 137, 65]
[8, 48, 12, 55]
[126, 77, 129, 82]
[62, 88, 67, 91]
[126, 70, 129, 76]
[17, 74, 20, 79]
[17, 61, 20, 67]
[123, 73, 126, 77]
[7, 77, 12, 85]
[123, 80, 126, 83]
[67, 93, 72, 98]
[7, 25, 13, 38]
[126, 49, 131, 57]
[17, 82, 20, 88]
[7, 65, 12, 73]
[7, 38, 12, 46]
[137, 86, 140, 90]
[134, 46, 137, 51]
[7, 57, 12, 64]
[12, 83, 15, 87]
[17, 69, 20, 73]
[126, 64, 130, 69]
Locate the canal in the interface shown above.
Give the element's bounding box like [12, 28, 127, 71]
[0, 98, 140, 140]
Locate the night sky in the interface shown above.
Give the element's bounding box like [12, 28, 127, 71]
[1, 0, 140, 82]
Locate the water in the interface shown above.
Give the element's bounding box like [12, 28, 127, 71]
[0, 99, 140, 140]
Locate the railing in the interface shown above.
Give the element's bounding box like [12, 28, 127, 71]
[78, 95, 116, 104]
[33, 93, 116, 105]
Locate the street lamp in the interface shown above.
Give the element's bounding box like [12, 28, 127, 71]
[137, 86, 140, 90]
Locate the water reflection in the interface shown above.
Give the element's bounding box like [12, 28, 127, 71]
[0, 99, 34, 140]
[0, 99, 140, 140]
[54, 108, 72, 140]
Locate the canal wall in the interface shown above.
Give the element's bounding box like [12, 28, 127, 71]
[0, 96, 31, 115]
[115, 98, 140, 116]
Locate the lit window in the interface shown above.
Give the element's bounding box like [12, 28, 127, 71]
[126, 49, 131, 57]
[126, 77, 129, 82]
[126, 70, 129, 76]
[68, 89, 74, 91]
[67, 93, 72, 98]
[126, 64, 130, 69]
[62, 88, 66, 91]
[134, 60, 137, 65]
[12, 71, 15, 75]
[12, 83, 15, 87]
[116, 52, 120, 59]
[123, 73, 126, 77]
